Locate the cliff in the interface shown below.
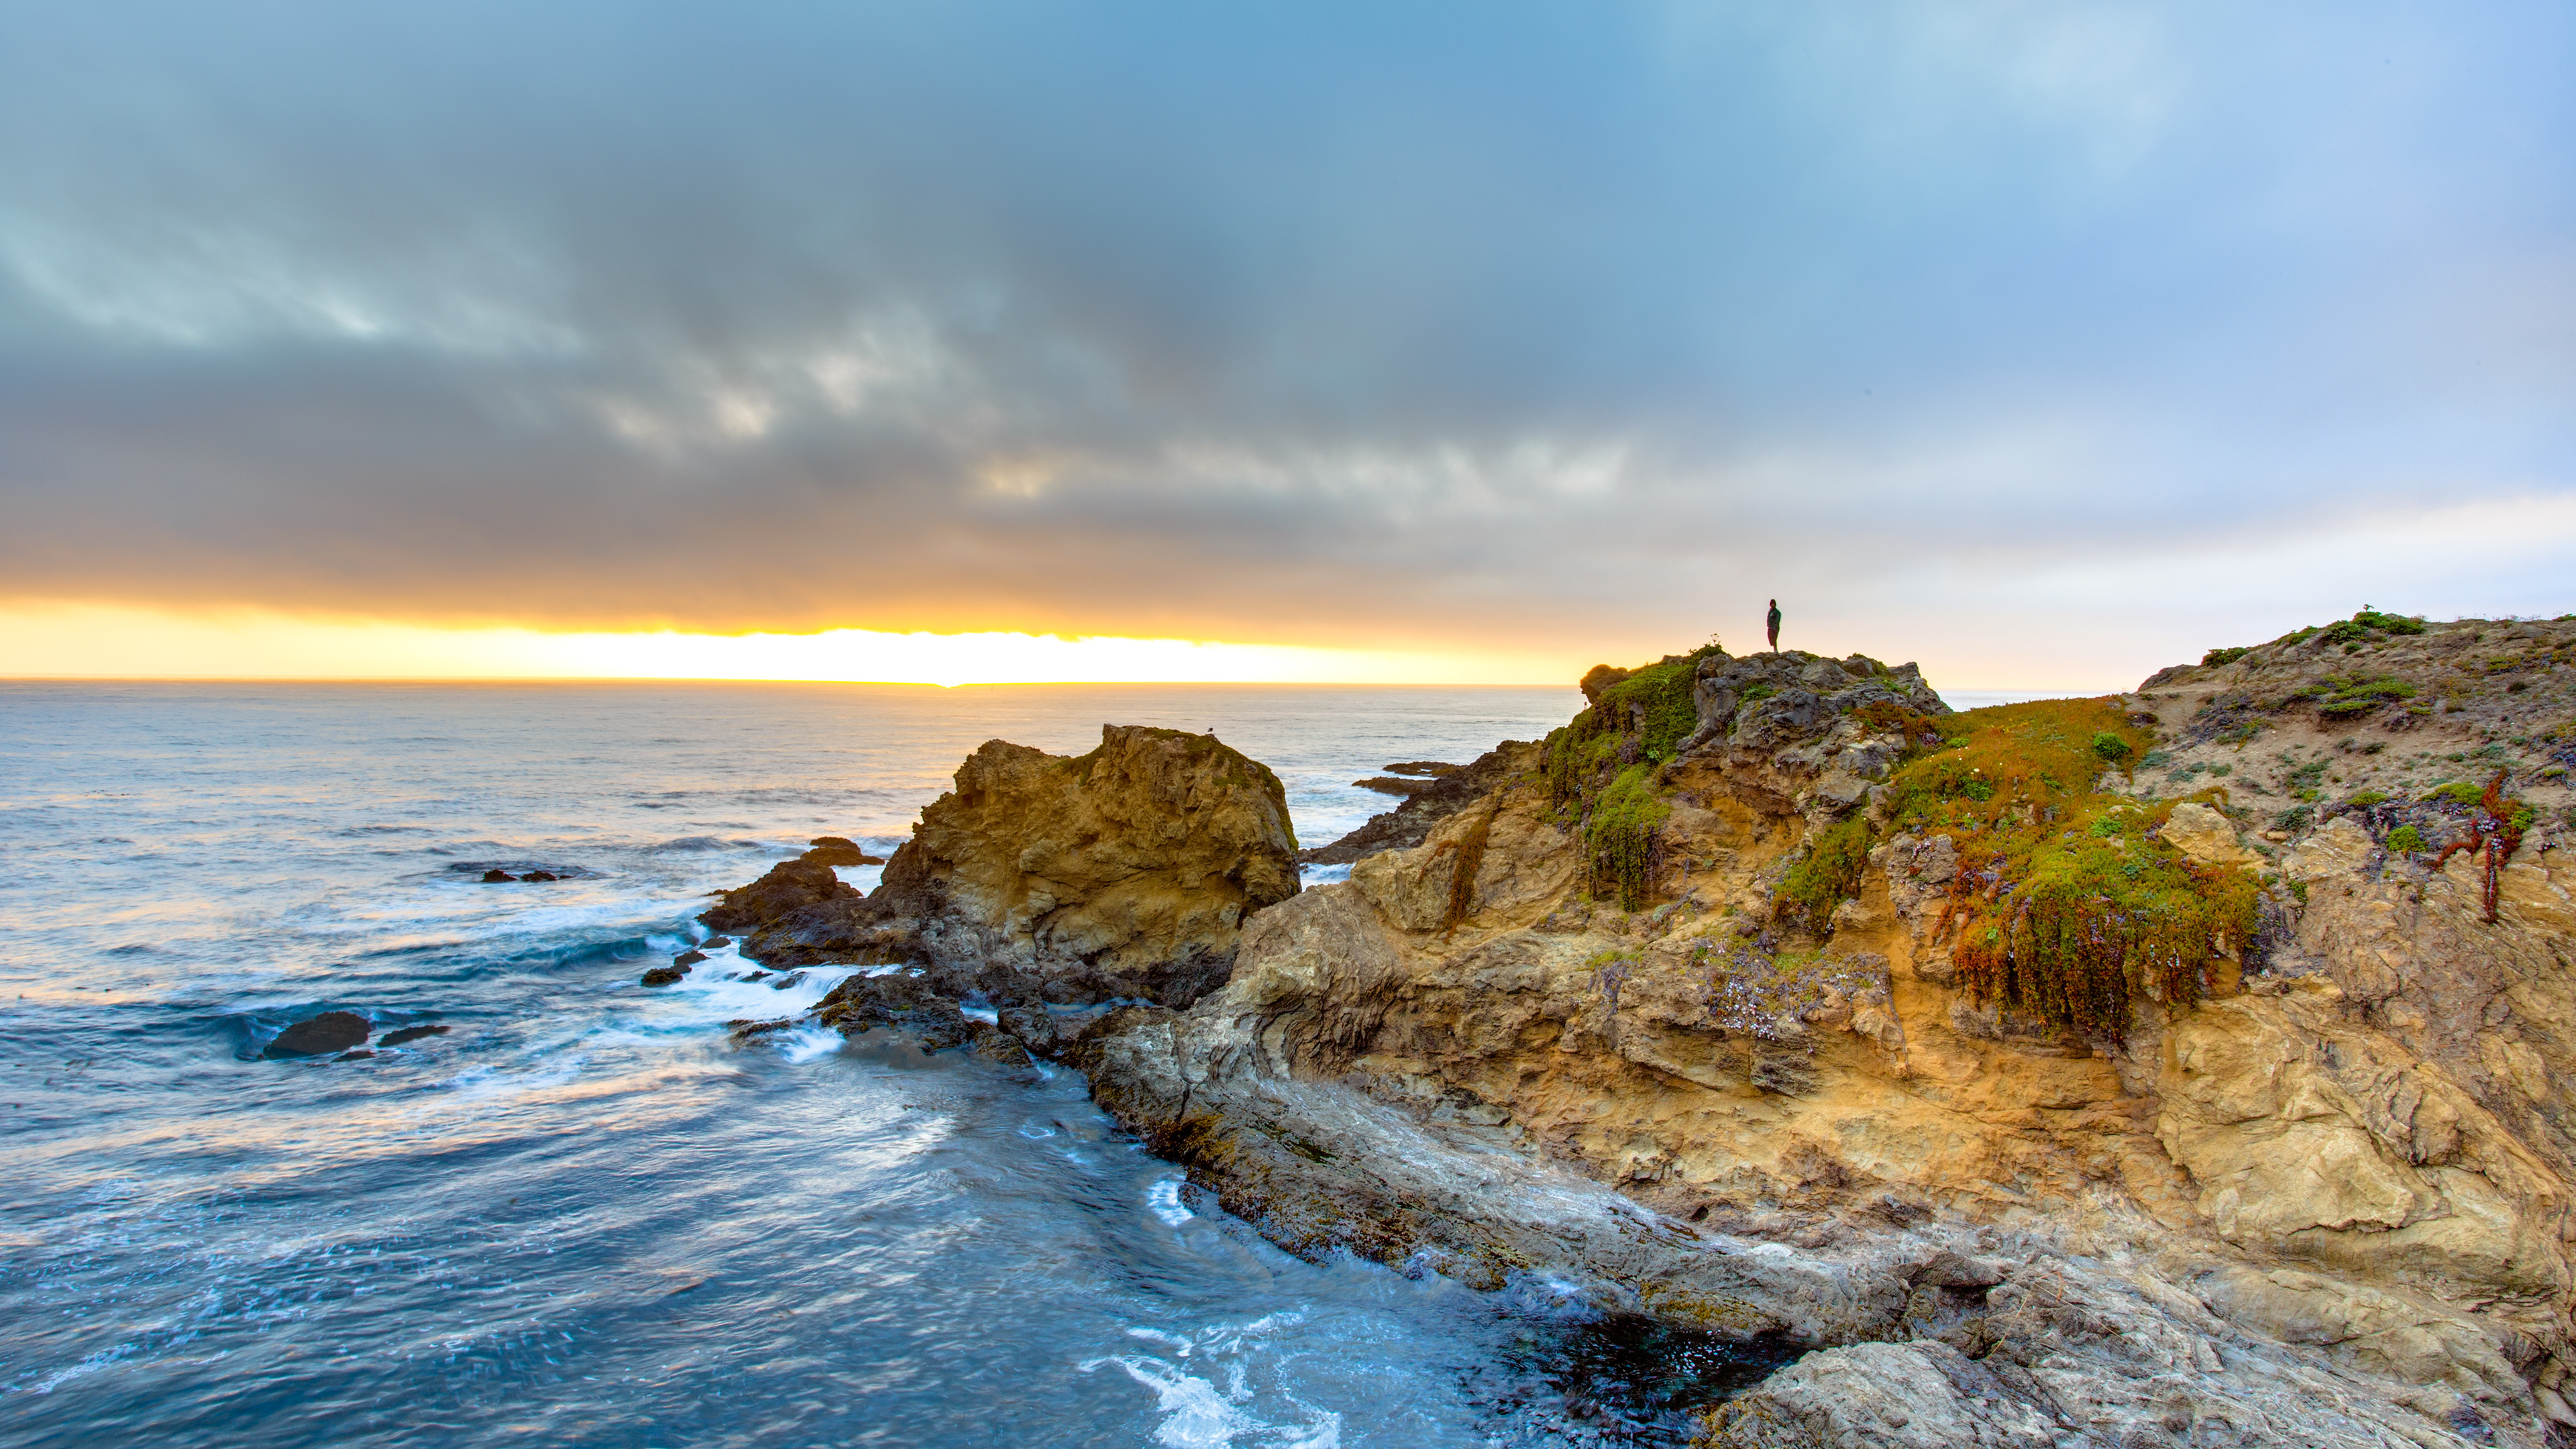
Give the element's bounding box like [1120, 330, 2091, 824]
[1069, 625, 2576, 1447]
[718, 619, 2576, 1446]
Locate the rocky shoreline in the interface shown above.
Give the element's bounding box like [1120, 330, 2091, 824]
[698, 618, 2576, 1448]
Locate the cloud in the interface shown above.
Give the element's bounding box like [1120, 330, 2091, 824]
[1, 0, 2571, 683]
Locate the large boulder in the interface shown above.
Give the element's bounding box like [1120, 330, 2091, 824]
[872, 724, 1301, 1007]
[706, 724, 1301, 1010]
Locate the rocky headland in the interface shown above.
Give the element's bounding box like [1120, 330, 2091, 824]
[708, 614, 2576, 1448]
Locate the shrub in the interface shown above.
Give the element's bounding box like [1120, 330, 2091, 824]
[2273, 804, 2315, 833]
[2202, 647, 2252, 667]
[2385, 824, 2426, 853]
[1775, 813, 1873, 932]
[2090, 732, 2133, 764]
[2429, 782, 2485, 808]
[2343, 790, 2387, 808]
[1882, 698, 2252, 1043]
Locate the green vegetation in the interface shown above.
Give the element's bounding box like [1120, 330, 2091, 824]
[2202, 647, 2252, 667]
[2429, 782, 2485, 808]
[1775, 813, 1872, 932]
[2385, 824, 2426, 853]
[2090, 731, 2133, 765]
[2343, 790, 2387, 808]
[1866, 698, 2256, 1042]
[2321, 607, 2428, 645]
[2311, 676, 2416, 717]
[1584, 766, 1671, 910]
[1590, 650, 1720, 763]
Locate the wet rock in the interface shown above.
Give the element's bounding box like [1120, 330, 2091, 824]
[639, 964, 689, 987]
[813, 973, 973, 1051]
[728, 1017, 796, 1043]
[971, 1025, 1035, 1068]
[1355, 776, 1435, 796]
[377, 1024, 450, 1047]
[264, 1010, 372, 1059]
[519, 869, 559, 882]
[741, 969, 771, 982]
[1382, 761, 1460, 777]
[697, 859, 877, 969]
[996, 1004, 1059, 1053]
[800, 836, 886, 866]
[672, 949, 708, 969]
[334, 1050, 375, 1061]
[480, 868, 514, 883]
[768, 970, 805, 990]
[700, 935, 734, 949]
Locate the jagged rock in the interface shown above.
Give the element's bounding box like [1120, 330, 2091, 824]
[1299, 745, 1528, 865]
[863, 724, 1301, 1007]
[1065, 635, 2576, 1446]
[702, 726, 1299, 1009]
[812, 972, 973, 1051]
[376, 1024, 449, 1047]
[519, 869, 559, 882]
[996, 1004, 1058, 1052]
[1383, 761, 1459, 777]
[264, 1011, 371, 1058]
[698, 859, 879, 969]
[672, 949, 707, 969]
[480, 868, 513, 883]
[1354, 775, 1434, 796]
[639, 963, 688, 987]
[971, 1026, 1034, 1067]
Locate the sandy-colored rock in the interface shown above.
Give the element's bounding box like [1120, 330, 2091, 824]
[1072, 633, 2576, 1447]
[711, 723, 1300, 1006]
[2163, 800, 2264, 867]
[871, 724, 1301, 1006]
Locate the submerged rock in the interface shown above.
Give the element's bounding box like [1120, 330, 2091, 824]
[639, 964, 689, 987]
[264, 1010, 371, 1059]
[520, 869, 559, 882]
[377, 1024, 449, 1047]
[480, 868, 513, 883]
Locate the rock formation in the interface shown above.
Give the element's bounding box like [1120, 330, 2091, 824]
[708, 723, 1300, 1008]
[733, 620, 2576, 1446]
[1065, 629, 2576, 1448]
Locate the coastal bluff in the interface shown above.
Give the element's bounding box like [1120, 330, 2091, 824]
[718, 621, 2576, 1447]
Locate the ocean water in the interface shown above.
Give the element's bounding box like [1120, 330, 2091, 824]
[0, 680, 1800, 1448]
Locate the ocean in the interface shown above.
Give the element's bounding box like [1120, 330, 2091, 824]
[0, 680, 1829, 1448]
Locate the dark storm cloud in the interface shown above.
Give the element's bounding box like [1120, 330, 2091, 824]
[3, 0, 2572, 666]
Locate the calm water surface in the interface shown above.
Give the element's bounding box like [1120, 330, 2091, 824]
[1, 682, 1801, 1448]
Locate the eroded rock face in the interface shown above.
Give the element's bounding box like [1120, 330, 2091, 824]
[706, 724, 1300, 1010]
[1069, 640, 2576, 1447]
[869, 724, 1299, 1008]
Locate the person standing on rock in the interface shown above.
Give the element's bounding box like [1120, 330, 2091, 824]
[1766, 599, 1782, 652]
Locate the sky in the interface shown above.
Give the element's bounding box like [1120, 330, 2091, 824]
[2, 1, 2571, 688]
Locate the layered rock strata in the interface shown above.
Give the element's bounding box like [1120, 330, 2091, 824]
[1066, 639, 2576, 1448]
[727, 628, 2576, 1446]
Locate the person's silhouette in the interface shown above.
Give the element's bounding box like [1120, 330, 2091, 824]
[1765, 599, 1781, 651]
